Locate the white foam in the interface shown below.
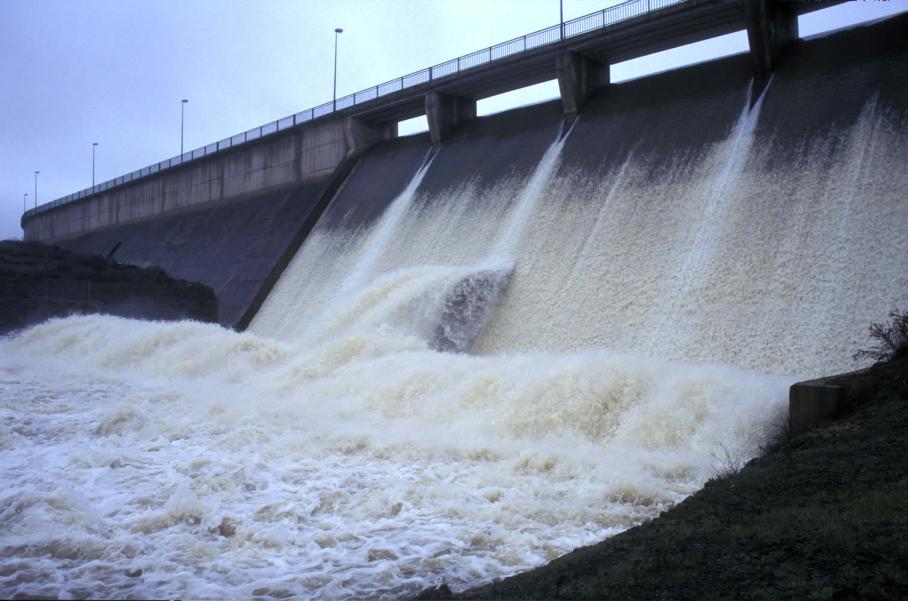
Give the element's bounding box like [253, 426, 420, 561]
[0, 316, 789, 599]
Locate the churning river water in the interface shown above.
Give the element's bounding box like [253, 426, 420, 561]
[0, 316, 789, 599]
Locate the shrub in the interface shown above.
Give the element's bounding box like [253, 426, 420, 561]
[853, 308, 908, 364]
[710, 443, 744, 479]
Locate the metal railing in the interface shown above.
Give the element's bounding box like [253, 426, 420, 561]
[24, 0, 685, 220]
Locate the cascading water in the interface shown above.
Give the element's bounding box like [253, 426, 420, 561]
[642, 77, 772, 354]
[491, 120, 577, 257]
[2, 24, 907, 600]
[338, 151, 438, 299]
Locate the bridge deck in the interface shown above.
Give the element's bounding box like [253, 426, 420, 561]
[24, 0, 839, 221]
[336, 0, 827, 125]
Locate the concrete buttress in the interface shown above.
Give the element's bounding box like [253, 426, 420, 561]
[344, 117, 397, 157]
[745, 0, 798, 75]
[556, 51, 610, 120]
[425, 92, 477, 146]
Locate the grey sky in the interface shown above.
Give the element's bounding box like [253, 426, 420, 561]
[1, 0, 905, 241]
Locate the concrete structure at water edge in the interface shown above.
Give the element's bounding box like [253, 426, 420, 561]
[789, 367, 887, 436]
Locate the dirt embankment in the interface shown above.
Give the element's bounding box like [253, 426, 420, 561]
[0, 240, 217, 335]
[417, 357, 908, 601]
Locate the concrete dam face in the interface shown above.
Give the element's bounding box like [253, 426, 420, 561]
[252, 18, 908, 377]
[2, 16, 906, 601]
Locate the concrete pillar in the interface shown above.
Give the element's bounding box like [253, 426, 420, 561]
[745, 0, 798, 75]
[425, 92, 476, 146]
[343, 117, 397, 157]
[556, 51, 610, 120]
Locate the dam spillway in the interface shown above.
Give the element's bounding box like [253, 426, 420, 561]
[251, 16, 908, 377]
[1, 13, 907, 601]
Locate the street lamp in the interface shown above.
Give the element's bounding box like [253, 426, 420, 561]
[181, 99, 189, 156]
[92, 142, 99, 187]
[560, 0, 564, 41]
[23, 193, 28, 213]
[333, 27, 343, 112]
[34, 171, 39, 208]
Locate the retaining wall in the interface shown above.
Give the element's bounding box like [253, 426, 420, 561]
[22, 117, 385, 242]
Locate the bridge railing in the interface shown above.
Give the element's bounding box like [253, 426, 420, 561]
[25, 0, 685, 219]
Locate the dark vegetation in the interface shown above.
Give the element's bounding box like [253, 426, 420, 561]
[0, 240, 217, 335]
[853, 309, 908, 364]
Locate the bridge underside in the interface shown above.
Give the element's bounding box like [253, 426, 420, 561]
[341, 0, 836, 144]
[21, 0, 845, 242]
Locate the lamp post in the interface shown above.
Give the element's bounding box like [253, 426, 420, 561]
[181, 99, 189, 156]
[23, 193, 28, 213]
[34, 171, 39, 208]
[333, 27, 343, 111]
[92, 142, 99, 187]
[560, 0, 564, 41]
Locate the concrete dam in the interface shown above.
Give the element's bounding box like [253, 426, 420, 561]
[3, 6, 907, 600]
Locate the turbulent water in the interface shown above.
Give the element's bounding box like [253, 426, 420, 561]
[3, 45, 908, 600]
[0, 317, 788, 599]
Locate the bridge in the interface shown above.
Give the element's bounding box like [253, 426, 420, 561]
[22, 0, 834, 241]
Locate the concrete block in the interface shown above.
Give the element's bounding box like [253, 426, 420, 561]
[789, 380, 849, 436]
[789, 368, 876, 436]
[344, 117, 396, 157]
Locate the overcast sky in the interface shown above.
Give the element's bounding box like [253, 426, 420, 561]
[1, 0, 905, 241]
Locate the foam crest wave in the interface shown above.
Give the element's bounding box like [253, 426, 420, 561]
[1, 314, 789, 598]
[5, 315, 292, 381]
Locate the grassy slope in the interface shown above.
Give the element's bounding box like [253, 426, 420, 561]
[451, 357, 908, 601]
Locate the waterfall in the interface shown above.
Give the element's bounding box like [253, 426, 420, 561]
[491, 120, 578, 257]
[641, 77, 773, 355]
[338, 150, 437, 297]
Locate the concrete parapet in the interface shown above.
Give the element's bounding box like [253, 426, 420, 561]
[745, 0, 798, 75]
[425, 92, 476, 146]
[556, 51, 610, 120]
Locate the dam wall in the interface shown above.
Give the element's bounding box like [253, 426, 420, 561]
[55, 178, 338, 327]
[35, 14, 908, 375]
[21, 117, 386, 242]
[23, 1, 844, 247]
[251, 15, 908, 377]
